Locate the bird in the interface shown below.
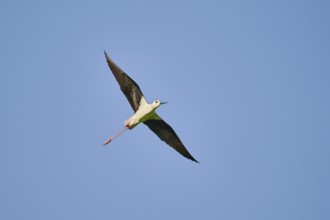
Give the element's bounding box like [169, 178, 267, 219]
[103, 51, 198, 163]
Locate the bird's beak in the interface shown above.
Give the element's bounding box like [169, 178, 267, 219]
[160, 102, 168, 105]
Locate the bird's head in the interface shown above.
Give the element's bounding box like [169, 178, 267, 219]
[152, 100, 168, 109]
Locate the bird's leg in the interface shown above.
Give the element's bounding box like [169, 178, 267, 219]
[103, 126, 128, 145]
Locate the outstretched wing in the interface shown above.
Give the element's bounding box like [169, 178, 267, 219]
[104, 51, 146, 112]
[144, 115, 199, 163]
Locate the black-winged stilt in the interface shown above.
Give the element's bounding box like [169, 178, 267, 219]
[103, 51, 198, 163]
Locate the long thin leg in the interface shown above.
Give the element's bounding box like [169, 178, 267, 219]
[103, 126, 128, 145]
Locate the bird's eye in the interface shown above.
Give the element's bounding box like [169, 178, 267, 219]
[155, 100, 158, 103]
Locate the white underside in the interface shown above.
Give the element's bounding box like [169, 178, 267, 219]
[124, 97, 158, 129]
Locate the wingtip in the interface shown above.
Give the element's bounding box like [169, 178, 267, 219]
[191, 158, 200, 164]
[103, 50, 108, 57]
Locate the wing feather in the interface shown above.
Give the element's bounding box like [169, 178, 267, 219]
[104, 51, 145, 112]
[144, 116, 198, 163]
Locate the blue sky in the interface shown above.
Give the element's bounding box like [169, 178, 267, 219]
[1, 0, 329, 219]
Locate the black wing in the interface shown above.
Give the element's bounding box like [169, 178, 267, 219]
[104, 51, 145, 112]
[144, 117, 199, 163]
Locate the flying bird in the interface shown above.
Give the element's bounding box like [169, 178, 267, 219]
[103, 51, 198, 163]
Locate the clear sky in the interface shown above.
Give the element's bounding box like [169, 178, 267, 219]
[1, 0, 329, 219]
